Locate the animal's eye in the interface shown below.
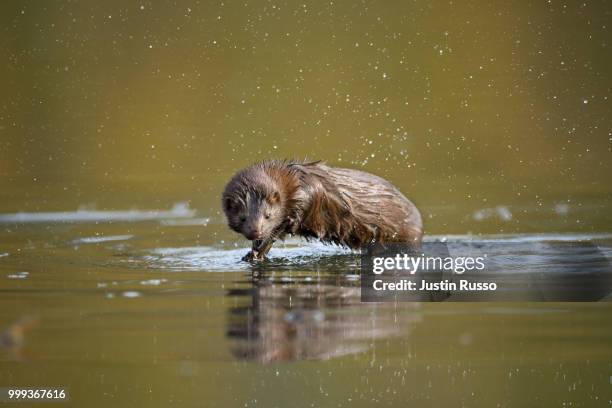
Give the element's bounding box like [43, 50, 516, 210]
[240, 217, 246, 223]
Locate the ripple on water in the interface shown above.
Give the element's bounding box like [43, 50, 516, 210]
[140, 240, 357, 272]
[72, 235, 134, 245]
[6, 272, 29, 280]
[116, 233, 612, 277]
[0, 202, 195, 223]
[122, 291, 142, 298]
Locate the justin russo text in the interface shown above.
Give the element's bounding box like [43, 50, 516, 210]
[373, 279, 497, 292]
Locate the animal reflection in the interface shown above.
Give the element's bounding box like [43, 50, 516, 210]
[0, 316, 39, 361]
[227, 276, 420, 363]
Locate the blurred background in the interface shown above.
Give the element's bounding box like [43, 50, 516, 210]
[1, 0, 611, 235]
[1, 3, 612, 407]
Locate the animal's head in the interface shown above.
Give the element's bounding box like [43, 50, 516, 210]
[222, 165, 288, 241]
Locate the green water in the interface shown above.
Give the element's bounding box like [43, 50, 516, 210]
[1, 223, 611, 407]
[1, 0, 612, 406]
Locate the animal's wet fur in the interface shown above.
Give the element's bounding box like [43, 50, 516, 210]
[222, 160, 423, 260]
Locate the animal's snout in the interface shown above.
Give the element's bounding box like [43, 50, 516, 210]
[244, 231, 259, 240]
[244, 224, 263, 240]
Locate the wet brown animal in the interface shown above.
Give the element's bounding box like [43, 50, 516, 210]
[222, 160, 422, 261]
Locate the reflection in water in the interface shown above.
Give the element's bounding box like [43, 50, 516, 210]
[0, 222, 611, 406]
[442, 240, 612, 301]
[131, 233, 612, 363]
[0, 316, 39, 361]
[227, 276, 420, 363]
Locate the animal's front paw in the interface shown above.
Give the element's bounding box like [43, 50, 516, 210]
[242, 250, 265, 262]
[241, 250, 255, 262]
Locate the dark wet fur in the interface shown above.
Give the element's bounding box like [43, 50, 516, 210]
[222, 160, 423, 259]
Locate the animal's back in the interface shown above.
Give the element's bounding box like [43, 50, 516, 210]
[297, 162, 422, 247]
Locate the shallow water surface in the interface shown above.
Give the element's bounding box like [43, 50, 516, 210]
[2, 0, 612, 405]
[0, 209, 611, 407]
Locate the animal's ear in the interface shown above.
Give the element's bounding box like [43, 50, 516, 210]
[267, 191, 281, 205]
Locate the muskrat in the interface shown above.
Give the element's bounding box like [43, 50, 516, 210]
[222, 160, 423, 261]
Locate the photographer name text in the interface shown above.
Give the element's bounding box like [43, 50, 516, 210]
[372, 279, 497, 291]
